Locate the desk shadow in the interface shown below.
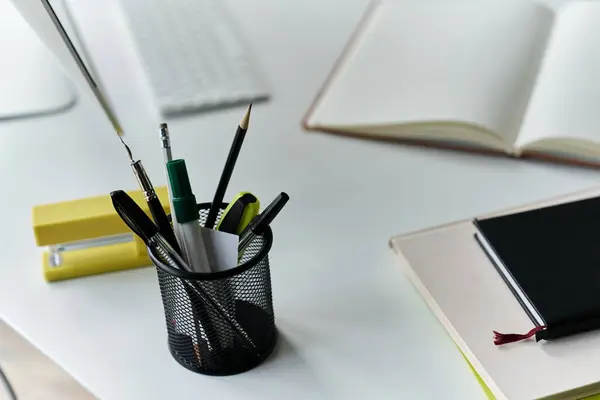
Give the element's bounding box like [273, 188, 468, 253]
[237, 330, 327, 393]
[0, 97, 76, 122]
[261, 330, 306, 369]
[538, 330, 600, 357]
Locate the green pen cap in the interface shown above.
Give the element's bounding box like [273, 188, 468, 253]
[166, 159, 199, 223]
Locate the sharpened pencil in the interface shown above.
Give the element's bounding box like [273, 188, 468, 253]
[205, 104, 252, 229]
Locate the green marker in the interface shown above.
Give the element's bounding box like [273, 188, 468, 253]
[167, 159, 236, 349]
[166, 159, 211, 273]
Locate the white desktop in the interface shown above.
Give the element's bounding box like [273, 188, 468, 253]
[1, 0, 598, 399]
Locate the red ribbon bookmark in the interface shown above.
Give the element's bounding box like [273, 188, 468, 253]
[493, 326, 546, 345]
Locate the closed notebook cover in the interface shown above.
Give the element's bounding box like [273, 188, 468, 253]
[474, 196, 600, 337]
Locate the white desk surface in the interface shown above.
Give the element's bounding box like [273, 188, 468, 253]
[1, 0, 599, 399]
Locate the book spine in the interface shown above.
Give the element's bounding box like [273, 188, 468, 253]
[472, 229, 542, 326]
[536, 316, 600, 341]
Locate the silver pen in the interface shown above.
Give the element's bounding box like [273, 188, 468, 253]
[116, 135, 180, 252]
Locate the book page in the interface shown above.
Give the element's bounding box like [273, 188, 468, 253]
[307, 0, 554, 145]
[516, 2, 600, 151]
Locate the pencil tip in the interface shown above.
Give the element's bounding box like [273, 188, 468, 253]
[159, 123, 168, 129]
[240, 103, 252, 130]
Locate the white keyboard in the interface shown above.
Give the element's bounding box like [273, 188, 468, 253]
[115, 0, 269, 115]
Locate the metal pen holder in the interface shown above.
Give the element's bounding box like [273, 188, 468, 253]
[148, 203, 277, 376]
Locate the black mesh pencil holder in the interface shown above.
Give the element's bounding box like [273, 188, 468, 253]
[147, 203, 277, 376]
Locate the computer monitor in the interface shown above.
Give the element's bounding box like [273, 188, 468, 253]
[0, 0, 75, 120]
[6, 0, 121, 131]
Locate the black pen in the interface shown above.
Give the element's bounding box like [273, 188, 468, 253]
[205, 104, 252, 229]
[111, 190, 258, 353]
[238, 192, 289, 253]
[132, 160, 180, 253]
[110, 190, 183, 262]
[110, 190, 220, 354]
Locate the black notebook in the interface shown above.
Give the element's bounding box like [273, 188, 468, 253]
[474, 196, 600, 342]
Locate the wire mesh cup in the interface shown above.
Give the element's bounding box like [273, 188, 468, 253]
[147, 203, 278, 376]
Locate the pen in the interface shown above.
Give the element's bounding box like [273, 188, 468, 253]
[110, 190, 222, 352]
[238, 192, 289, 253]
[131, 167, 243, 350]
[111, 187, 256, 352]
[116, 136, 180, 253]
[110, 190, 184, 266]
[205, 104, 252, 229]
[151, 241, 257, 352]
[166, 159, 212, 273]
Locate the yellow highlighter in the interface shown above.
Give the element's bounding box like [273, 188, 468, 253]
[32, 187, 171, 282]
[216, 192, 260, 235]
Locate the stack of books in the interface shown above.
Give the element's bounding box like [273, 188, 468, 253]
[390, 187, 600, 400]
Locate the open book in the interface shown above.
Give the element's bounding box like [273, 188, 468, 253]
[303, 0, 600, 167]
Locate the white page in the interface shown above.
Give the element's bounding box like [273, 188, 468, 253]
[308, 0, 554, 145]
[199, 228, 239, 273]
[516, 2, 600, 150]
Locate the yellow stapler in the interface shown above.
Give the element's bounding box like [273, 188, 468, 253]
[32, 187, 171, 282]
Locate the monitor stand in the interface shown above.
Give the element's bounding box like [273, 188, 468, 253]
[0, 0, 76, 121]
